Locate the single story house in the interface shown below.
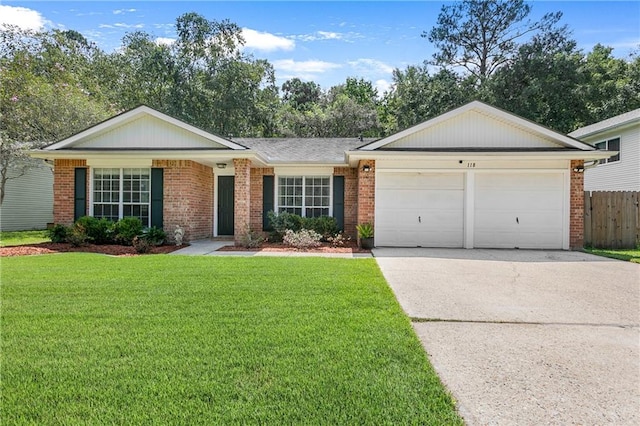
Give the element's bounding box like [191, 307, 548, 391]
[0, 161, 54, 231]
[31, 101, 613, 249]
[568, 108, 640, 192]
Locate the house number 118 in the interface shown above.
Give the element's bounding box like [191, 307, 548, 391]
[467, 162, 476, 168]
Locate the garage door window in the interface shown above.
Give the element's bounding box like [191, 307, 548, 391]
[278, 176, 330, 217]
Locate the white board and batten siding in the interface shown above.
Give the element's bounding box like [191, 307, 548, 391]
[0, 162, 53, 231]
[582, 124, 640, 192]
[73, 114, 229, 150]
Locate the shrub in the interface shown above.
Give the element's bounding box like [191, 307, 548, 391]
[283, 229, 322, 249]
[47, 224, 69, 243]
[113, 217, 143, 246]
[132, 236, 152, 254]
[356, 223, 374, 239]
[140, 227, 166, 246]
[268, 211, 304, 241]
[66, 224, 88, 247]
[75, 216, 114, 244]
[327, 232, 351, 248]
[302, 216, 339, 241]
[239, 227, 265, 248]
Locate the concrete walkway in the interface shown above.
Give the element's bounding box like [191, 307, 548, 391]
[170, 239, 372, 258]
[374, 248, 640, 426]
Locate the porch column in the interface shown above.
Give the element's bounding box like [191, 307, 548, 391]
[570, 160, 585, 249]
[357, 159, 376, 227]
[233, 158, 251, 244]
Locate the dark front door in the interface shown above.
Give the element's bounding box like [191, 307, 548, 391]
[218, 176, 234, 235]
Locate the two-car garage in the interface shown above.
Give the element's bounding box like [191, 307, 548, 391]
[375, 170, 567, 249]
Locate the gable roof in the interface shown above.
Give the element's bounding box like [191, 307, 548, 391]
[236, 138, 373, 163]
[359, 101, 595, 151]
[569, 108, 640, 139]
[44, 105, 246, 151]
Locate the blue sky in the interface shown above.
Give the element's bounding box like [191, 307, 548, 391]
[2, 1, 639, 93]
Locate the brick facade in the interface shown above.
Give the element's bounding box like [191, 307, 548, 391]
[356, 160, 375, 231]
[334, 167, 358, 237]
[233, 158, 251, 243]
[52, 159, 87, 225]
[249, 168, 275, 232]
[570, 160, 585, 249]
[152, 160, 213, 241]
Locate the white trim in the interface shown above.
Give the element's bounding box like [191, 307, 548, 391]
[273, 166, 334, 175]
[464, 171, 475, 249]
[45, 106, 247, 151]
[359, 101, 595, 151]
[87, 158, 152, 168]
[563, 170, 570, 250]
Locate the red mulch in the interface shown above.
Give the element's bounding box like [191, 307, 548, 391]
[0, 243, 184, 257]
[218, 241, 370, 254]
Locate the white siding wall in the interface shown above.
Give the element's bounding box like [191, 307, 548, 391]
[74, 115, 227, 149]
[583, 125, 640, 191]
[0, 162, 53, 231]
[386, 111, 562, 149]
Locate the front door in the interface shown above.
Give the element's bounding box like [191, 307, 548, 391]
[218, 176, 234, 235]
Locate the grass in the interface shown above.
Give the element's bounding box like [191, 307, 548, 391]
[0, 229, 49, 247]
[584, 247, 640, 263]
[1, 254, 462, 425]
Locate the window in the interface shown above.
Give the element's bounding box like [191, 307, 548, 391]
[595, 137, 620, 164]
[278, 176, 330, 217]
[93, 168, 150, 225]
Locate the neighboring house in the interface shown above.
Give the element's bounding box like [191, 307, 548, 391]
[31, 101, 612, 249]
[0, 161, 53, 231]
[569, 109, 640, 192]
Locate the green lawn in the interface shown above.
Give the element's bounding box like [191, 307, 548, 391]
[0, 229, 49, 247]
[2, 254, 462, 424]
[585, 247, 640, 263]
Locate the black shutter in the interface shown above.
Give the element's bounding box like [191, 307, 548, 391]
[263, 175, 274, 230]
[333, 176, 344, 231]
[74, 168, 86, 221]
[151, 168, 163, 228]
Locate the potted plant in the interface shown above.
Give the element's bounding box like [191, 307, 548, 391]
[356, 223, 374, 249]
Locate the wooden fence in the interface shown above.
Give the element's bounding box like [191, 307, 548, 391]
[584, 191, 640, 249]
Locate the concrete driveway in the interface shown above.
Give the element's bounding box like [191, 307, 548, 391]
[374, 248, 640, 425]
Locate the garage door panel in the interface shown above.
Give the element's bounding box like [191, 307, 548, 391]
[376, 172, 464, 247]
[474, 173, 565, 249]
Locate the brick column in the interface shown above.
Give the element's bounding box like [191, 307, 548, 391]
[570, 160, 585, 249]
[357, 159, 375, 227]
[233, 158, 251, 244]
[53, 159, 87, 225]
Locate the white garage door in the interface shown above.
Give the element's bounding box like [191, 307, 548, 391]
[376, 172, 464, 247]
[474, 173, 565, 249]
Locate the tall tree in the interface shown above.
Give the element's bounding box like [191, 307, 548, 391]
[281, 78, 322, 112]
[486, 27, 588, 133]
[0, 26, 112, 204]
[424, 0, 562, 80]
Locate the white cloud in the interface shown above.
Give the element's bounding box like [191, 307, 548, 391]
[241, 28, 294, 52]
[374, 79, 392, 95]
[273, 59, 341, 74]
[113, 9, 137, 15]
[155, 37, 175, 46]
[295, 31, 363, 43]
[99, 22, 145, 29]
[348, 58, 395, 75]
[0, 5, 47, 30]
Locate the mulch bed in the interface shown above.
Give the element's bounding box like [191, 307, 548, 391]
[0, 243, 184, 257]
[218, 241, 370, 254]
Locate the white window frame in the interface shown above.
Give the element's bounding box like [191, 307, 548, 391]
[595, 137, 621, 165]
[275, 175, 333, 218]
[90, 167, 152, 226]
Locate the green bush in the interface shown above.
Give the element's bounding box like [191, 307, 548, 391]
[75, 216, 114, 244]
[113, 217, 143, 246]
[267, 211, 304, 241]
[302, 216, 339, 241]
[47, 224, 69, 243]
[140, 226, 166, 246]
[67, 224, 88, 247]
